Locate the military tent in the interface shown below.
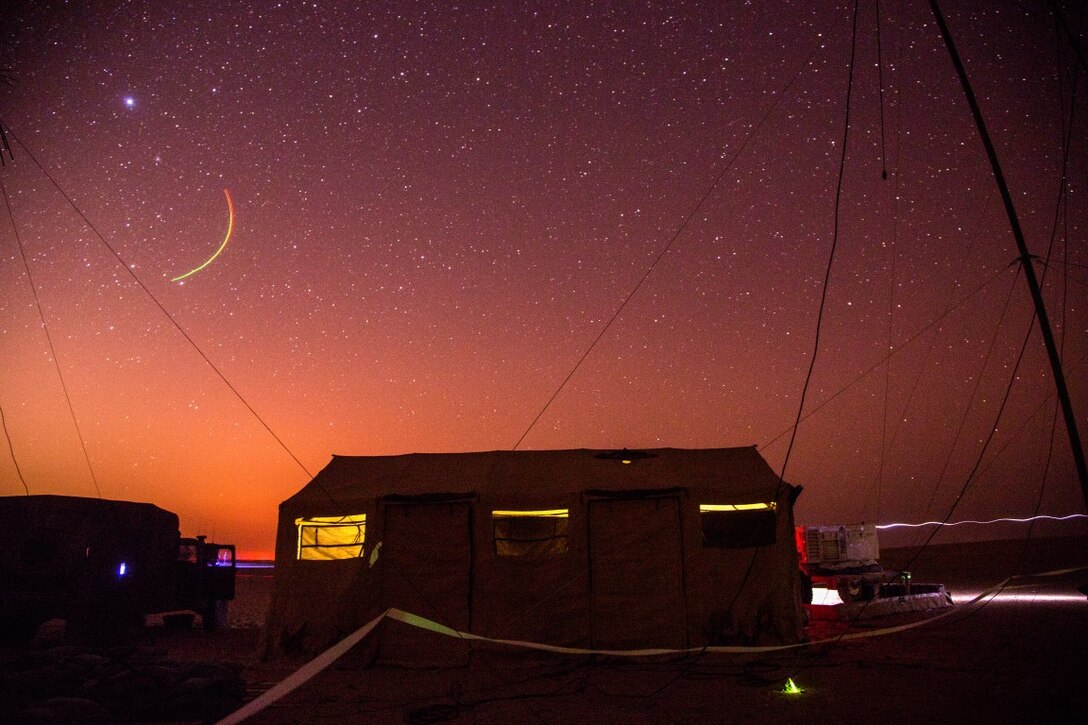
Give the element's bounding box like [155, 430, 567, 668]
[264, 447, 806, 661]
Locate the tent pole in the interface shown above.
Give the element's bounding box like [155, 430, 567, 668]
[928, 0, 1088, 510]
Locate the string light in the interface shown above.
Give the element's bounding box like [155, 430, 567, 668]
[875, 514, 1087, 529]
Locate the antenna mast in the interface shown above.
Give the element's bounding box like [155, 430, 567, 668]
[928, 0, 1088, 509]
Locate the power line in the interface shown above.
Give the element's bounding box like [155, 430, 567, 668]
[0, 174, 103, 497]
[0, 402, 30, 495]
[512, 4, 847, 450]
[5, 130, 314, 480]
[758, 265, 1013, 450]
[917, 268, 1021, 524]
[777, 0, 861, 486]
[875, 0, 889, 180]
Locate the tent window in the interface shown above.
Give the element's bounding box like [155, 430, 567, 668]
[492, 509, 568, 556]
[699, 503, 776, 549]
[295, 514, 366, 560]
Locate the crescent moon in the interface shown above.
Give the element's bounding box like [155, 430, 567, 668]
[171, 189, 235, 282]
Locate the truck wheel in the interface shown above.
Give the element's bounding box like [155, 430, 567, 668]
[202, 599, 229, 631]
[838, 579, 876, 603]
[2, 610, 49, 646]
[163, 612, 196, 630]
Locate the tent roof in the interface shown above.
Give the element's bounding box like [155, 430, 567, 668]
[283, 447, 794, 514]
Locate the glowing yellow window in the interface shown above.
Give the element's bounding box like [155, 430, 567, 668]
[492, 509, 569, 556]
[699, 503, 777, 549]
[295, 514, 366, 560]
[699, 503, 776, 512]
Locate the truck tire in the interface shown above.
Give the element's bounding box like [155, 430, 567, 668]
[837, 579, 876, 603]
[2, 608, 49, 646]
[202, 599, 229, 631]
[163, 612, 196, 630]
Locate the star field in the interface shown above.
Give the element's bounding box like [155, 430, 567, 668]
[1, 1, 1085, 556]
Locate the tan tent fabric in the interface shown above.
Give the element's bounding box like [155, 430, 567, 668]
[587, 494, 687, 649]
[379, 497, 474, 665]
[265, 447, 806, 660]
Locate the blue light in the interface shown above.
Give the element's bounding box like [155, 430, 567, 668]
[118, 562, 127, 577]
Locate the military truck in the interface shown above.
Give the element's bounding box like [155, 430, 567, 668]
[0, 495, 235, 644]
[795, 523, 889, 603]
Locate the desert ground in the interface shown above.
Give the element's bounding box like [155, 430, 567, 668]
[4, 536, 1086, 723]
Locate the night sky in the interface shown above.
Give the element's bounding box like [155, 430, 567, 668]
[1, 1, 1085, 558]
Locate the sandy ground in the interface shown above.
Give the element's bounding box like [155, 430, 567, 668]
[169, 537, 1087, 724]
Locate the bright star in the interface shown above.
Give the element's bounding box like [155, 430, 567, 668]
[124, 96, 136, 108]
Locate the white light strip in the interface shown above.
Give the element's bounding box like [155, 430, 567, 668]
[219, 567, 1085, 724]
[811, 586, 1084, 605]
[875, 514, 1087, 529]
[949, 589, 1086, 604]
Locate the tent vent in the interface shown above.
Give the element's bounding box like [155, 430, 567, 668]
[594, 448, 657, 463]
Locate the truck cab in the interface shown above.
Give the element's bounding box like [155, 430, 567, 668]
[175, 536, 236, 630]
